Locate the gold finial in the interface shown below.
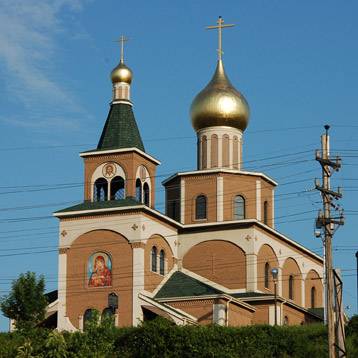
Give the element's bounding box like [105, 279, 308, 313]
[115, 35, 128, 63]
[206, 16, 235, 60]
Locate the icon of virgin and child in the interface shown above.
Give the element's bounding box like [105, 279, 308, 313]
[88, 252, 112, 287]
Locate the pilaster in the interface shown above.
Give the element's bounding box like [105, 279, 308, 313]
[131, 242, 145, 326]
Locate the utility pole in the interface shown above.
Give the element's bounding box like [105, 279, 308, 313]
[356, 251, 358, 313]
[315, 125, 344, 358]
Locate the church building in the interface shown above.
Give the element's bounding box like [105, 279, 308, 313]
[53, 19, 324, 330]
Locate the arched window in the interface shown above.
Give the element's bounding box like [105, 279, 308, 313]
[111, 176, 125, 200]
[284, 316, 289, 325]
[159, 250, 165, 275]
[151, 246, 157, 272]
[263, 201, 269, 225]
[311, 286, 316, 308]
[222, 134, 230, 167]
[102, 307, 114, 324]
[195, 195, 207, 220]
[289, 275, 294, 300]
[83, 308, 95, 330]
[211, 134, 218, 168]
[233, 136, 239, 169]
[234, 195, 245, 220]
[202, 136, 207, 169]
[143, 183, 150, 206]
[94, 178, 108, 202]
[135, 179, 142, 202]
[264, 262, 270, 289]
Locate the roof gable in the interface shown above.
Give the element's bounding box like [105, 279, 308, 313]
[155, 271, 222, 298]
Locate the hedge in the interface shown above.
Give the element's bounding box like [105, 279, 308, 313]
[0, 317, 356, 357]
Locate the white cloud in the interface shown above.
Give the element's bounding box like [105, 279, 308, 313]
[0, 0, 89, 128]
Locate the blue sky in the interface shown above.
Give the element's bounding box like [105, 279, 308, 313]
[0, 0, 357, 330]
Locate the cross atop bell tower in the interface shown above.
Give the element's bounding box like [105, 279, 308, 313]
[206, 16, 235, 60]
[115, 35, 129, 64]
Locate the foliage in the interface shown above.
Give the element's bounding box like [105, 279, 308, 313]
[0, 272, 48, 331]
[1, 319, 352, 358]
[346, 314, 358, 337]
[346, 315, 358, 358]
[44, 331, 67, 358]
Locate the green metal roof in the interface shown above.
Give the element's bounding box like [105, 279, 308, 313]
[54, 197, 141, 214]
[308, 307, 324, 320]
[231, 292, 273, 299]
[96, 103, 145, 152]
[155, 271, 222, 299]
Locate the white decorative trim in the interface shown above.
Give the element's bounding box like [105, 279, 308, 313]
[181, 220, 323, 263]
[271, 189, 275, 229]
[111, 99, 133, 106]
[256, 180, 261, 221]
[58, 250, 69, 331]
[91, 162, 126, 201]
[268, 305, 281, 326]
[138, 293, 198, 324]
[162, 169, 277, 186]
[180, 178, 185, 224]
[218, 134, 223, 167]
[80, 147, 161, 165]
[132, 245, 145, 326]
[156, 294, 255, 311]
[136, 165, 151, 206]
[213, 304, 226, 325]
[246, 253, 257, 291]
[216, 176, 223, 222]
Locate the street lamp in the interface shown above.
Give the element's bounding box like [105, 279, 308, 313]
[271, 268, 279, 326]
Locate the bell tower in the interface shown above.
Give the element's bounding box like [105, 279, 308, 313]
[81, 36, 160, 208]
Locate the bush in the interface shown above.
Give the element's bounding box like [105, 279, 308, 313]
[0, 320, 330, 358]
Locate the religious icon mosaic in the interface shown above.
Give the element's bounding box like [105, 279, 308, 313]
[102, 162, 116, 179]
[88, 252, 112, 287]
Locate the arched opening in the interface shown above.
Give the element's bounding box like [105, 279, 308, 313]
[102, 307, 115, 324]
[289, 275, 294, 300]
[211, 134, 218, 168]
[202, 135, 207, 169]
[111, 176, 125, 200]
[234, 195, 245, 220]
[135, 178, 142, 202]
[233, 136, 239, 169]
[143, 182, 150, 206]
[94, 178, 108, 202]
[311, 286, 316, 308]
[83, 308, 96, 330]
[222, 134, 230, 167]
[151, 246, 157, 272]
[263, 201, 269, 225]
[284, 316, 289, 325]
[159, 250, 165, 275]
[264, 262, 270, 289]
[195, 195, 207, 220]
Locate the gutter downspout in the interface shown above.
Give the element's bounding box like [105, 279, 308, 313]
[280, 299, 287, 325]
[226, 297, 233, 326]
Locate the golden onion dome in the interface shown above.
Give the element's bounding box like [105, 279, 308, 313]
[190, 60, 250, 132]
[111, 61, 133, 84]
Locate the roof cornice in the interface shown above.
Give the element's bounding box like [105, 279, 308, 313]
[80, 147, 161, 165]
[162, 168, 277, 186]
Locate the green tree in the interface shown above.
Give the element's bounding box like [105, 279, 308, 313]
[0, 271, 48, 331]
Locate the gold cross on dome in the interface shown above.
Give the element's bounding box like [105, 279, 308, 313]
[115, 35, 129, 63]
[206, 16, 235, 60]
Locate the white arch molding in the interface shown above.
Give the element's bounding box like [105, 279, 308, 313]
[136, 165, 151, 206]
[91, 162, 126, 201]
